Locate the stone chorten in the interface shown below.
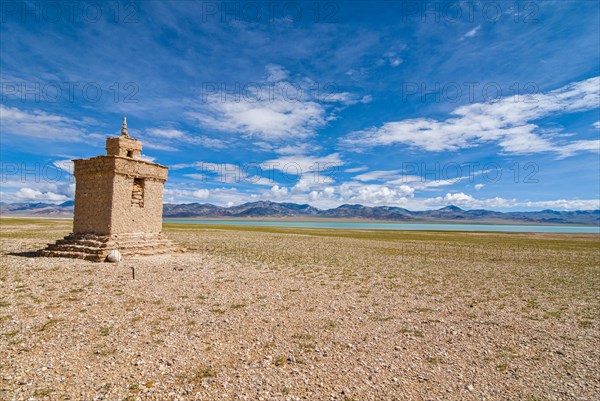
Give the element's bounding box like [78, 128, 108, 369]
[40, 118, 182, 261]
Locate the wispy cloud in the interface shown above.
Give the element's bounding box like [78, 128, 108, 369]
[461, 25, 481, 40]
[0, 105, 88, 141]
[186, 65, 363, 142]
[343, 77, 600, 158]
[144, 127, 227, 150]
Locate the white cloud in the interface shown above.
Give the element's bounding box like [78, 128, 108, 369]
[187, 65, 362, 141]
[291, 176, 335, 193]
[178, 160, 324, 187]
[354, 170, 402, 182]
[140, 154, 156, 162]
[337, 182, 415, 206]
[189, 93, 326, 140]
[161, 182, 599, 212]
[163, 187, 257, 206]
[174, 155, 343, 192]
[143, 128, 227, 150]
[265, 64, 289, 82]
[146, 128, 186, 139]
[428, 192, 599, 210]
[183, 135, 228, 149]
[274, 143, 321, 156]
[343, 76, 600, 158]
[594, 121, 600, 129]
[192, 189, 210, 199]
[390, 58, 403, 67]
[143, 142, 180, 152]
[0, 105, 88, 141]
[353, 168, 480, 191]
[53, 159, 74, 175]
[179, 162, 249, 184]
[521, 199, 600, 210]
[344, 166, 369, 173]
[474, 183, 485, 191]
[13, 187, 69, 203]
[382, 51, 403, 68]
[428, 192, 518, 209]
[462, 25, 481, 40]
[261, 153, 344, 177]
[248, 176, 278, 186]
[269, 185, 289, 198]
[308, 186, 336, 201]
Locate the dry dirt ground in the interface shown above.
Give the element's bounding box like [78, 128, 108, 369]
[1, 218, 599, 401]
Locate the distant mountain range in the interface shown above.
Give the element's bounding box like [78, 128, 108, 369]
[1, 200, 599, 225]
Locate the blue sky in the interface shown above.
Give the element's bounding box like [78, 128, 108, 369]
[1, 0, 599, 210]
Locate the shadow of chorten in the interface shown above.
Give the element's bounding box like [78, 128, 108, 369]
[7, 251, 40, 258]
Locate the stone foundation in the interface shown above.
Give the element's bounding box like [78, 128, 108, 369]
[39, 232, 184, 262]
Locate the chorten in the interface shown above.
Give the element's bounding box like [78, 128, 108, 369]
[40, 118, 182, 262]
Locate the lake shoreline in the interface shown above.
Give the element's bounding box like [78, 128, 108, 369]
[2, 215, 599, 233]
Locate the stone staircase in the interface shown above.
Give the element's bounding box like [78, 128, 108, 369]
[39, 232, 184, 262]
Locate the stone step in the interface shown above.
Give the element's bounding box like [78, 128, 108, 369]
[48, 242, 179, 252]
[38, 250, 104, 262]
[52, 239, 174, 249]
[40, 232, 184, 262]
[45, 245, 105, 254]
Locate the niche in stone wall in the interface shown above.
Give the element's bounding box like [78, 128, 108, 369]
[131, 178, 145, 208]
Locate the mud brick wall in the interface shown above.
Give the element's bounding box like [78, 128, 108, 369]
[72, 153, 168, 236]
[106, 136, 142, 159]
[111, 174, 165, 234]
[73, 171, 115, 235]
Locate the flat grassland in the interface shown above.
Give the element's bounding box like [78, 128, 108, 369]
[1, 218, 599, 400]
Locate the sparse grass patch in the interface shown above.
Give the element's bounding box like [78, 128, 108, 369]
[38, 318, 60, 332]
[32, 388, 54, 397]
[192, 366, 216, 382]
[2, 330, 19, 337]
[325, 321, 337, 329]
[292, 333, 314, 341]
[497, 364, 509, 372]
[410, 307, 434, 313]
[93, 347, 116, 357]
[400, 328, 424, 338]
[371, 316, 394, 322]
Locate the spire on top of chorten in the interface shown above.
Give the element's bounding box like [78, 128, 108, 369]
[121, 117, 129, 137]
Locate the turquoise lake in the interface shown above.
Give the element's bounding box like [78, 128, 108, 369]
[164, 219, 600, 234]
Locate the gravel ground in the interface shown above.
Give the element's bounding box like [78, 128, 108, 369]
[1, 219, 599, 400]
